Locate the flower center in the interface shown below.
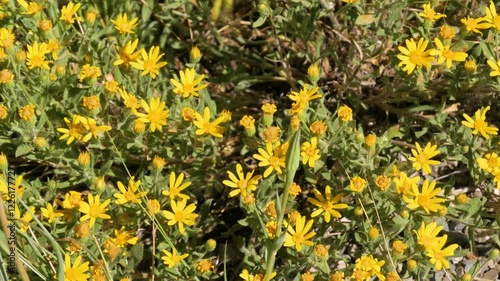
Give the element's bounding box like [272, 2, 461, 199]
[269, 156, 281, 168]
[89, 205, 101, 218]
[417, 194, 430, 208]
[174, 212, 186, 222]
[237, 180, 248, 190]
[409, 51, 424, 66]
[442, 49, 454, 59]
[417, 153, 428, 164]
[30, 55, 45, 67]
[292, 233, 304, 244]
[474, 120, 487, 131]
[183, 83, 195, 94]
[494, 16, 500, 30]
[488, 157, 499, 168]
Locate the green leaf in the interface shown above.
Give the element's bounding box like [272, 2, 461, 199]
[15, 144, 32, 157]
[253, 16, 267, 28]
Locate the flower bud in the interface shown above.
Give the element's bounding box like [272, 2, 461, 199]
[78, 151, 90, 167]
[464, 59, 476, 73]
[34, 136, 47, 149]
[205, 239, 217, 251]
[190, 46, 202, 64]
[0, 152, 7, 170]
[307, 63, 320, 84]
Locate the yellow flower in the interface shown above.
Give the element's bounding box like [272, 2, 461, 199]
[392, 240, 408, 254]
[161, 249, 189, 268]
[64, 254, 90, 281]
[181, 107, 196, 122]
[222, 164, 261, 197]
[17, 0, 43, 15]
[253, 142, 286, 178]
[38, 19, 53, 31]
[192, 107, 225, 138]
[27, 41, 51, 70]
[190, 46, 202, 63]
[114, 177, 146, 205]
[288, 84, 322, 105]
[82, 95, 100, 111]
[79, 193, 111, 227]
[375, 175, 391, 191]
[338, 105, 353, 122]
[61, 191, 83, 209]
[77, 151, 90, 166]
[397, 37, 435, 74]
[477, 152, 500, 174]
[301, 137, 321, 168]
[408, 142, 440, 174]
[487, 59, 500, 77]
[310, 120, 327, 136]
[426, 235, 458, 270]
[57, 115, 88, 144]
[261, 126, 281, 143]
[47, 39, 61, 60]
[146, 199, 161, 215]
[266, 221, 277, 239]
[404, 179, 445, 214]
[170, 68, 208, 98]
[439, 25, 456, 39]
[393, 172, 419, 195]
[105, 79, 119, 93]
[354, 255, 385, 281]
[218, 109, 232, 122]
[240, 115, 255, 129]
[111, 226, 139, 247]
[283, 215, 316, 251]
[134, 97, 170, 132]
[418, 3, 446, 22]
[430, 38, 468, 69]
[462, 106, 498, 139]
[301, 272, 314, 281]
[18, 104, 35, 121]
[349, 176, 366, 193]
[162, 172, 191, 200]
[262, 103, 277, 115]
[464, 59, 477, 73]
[197, 259, 214, 273]
[461, 16, 491, 35]
[152, 155, 165, 171]
[0, 28, 15, 48]
[485, 1, 500, 30]
[82, 117, 112, 142]
[365, 134, 377, 147]
[240, 269, 276, 281]
[162, 199, 198, 234]
[130, 46, 167, 79]
[0, 104, 7, 119]
[329, 271, 345, 281]
[114, 39, 142, 67]
[59, 2, 82, 24]
[79, 64, 101, 82]
[111, 13, 139, 34]
[308, 185, 347, 223]
[119, 87, 141, 110]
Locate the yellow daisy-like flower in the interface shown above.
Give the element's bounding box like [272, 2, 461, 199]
[426, 235, 458, 270]
[477, 152, 500, 174]
[408, 142, 440, 174]
[111, 226, 139, 247]
[59, 2, 82, 24]
[430, 38, 467, 69]
[162, 172, 191, 200]
[192, 107, 225, 138]
[349, 176, 366, 193]
[0, 69, 14, 84]
[240, 269, 276, 281]
[393, 172, 420, 196]
[26, 41, 51, 70]
[354, 255, 385, 281]
[397, 37, 435, 74]
[485, 1, 500, 30]
[111, 13, 139, 34]
[82, 117, 112, 142]
[404, 179, 445, 214]
[0, 104, 7, 119]
[79, 193, 111, 227]
[17, 0, 44, 15]
[119, 87, 141, 110]
[47, 39, 60, 60]
[308, 185, 347, 223]
[462, 106, 498, 139]
[18, 104, 35, 121]
[79, 64, 101, 82]
[57, 115, 88, 145]
[134, 97, 170, 132]
[222, 164, 261, 197]
[197, 259, 214, 273]
[283, 215, 316, 252]
[130, 46, 167, 79]
[439, 25, 456, 40]
[114, 177, 146, 205]
[162, 199, 198, 234]
[253, 142, 286, 178]
[301, 137, 321, 168]
[41, 203, 63, 223]
[461, 16, 491, 35]
[487, 59, 500, 77]
[0, 28, 14, 48]
[114, 39, 142, 67]
[338, 105, 353, 122]
[161, 248, 189, 268]
[414, 221, 443, 251]
[64, 254, 90, 281]
[288, 84, 322, 104]
[170, 68, 208, 98]
[418, 3, 446, 22]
